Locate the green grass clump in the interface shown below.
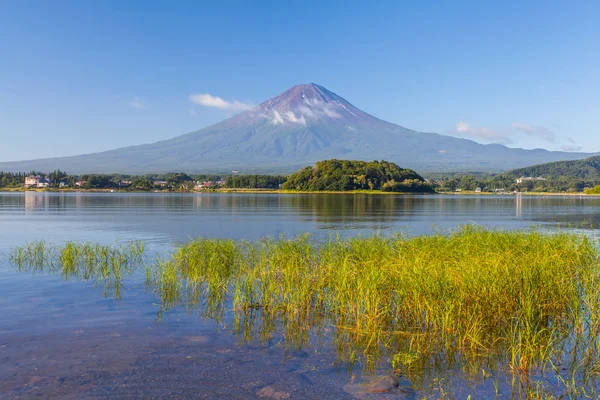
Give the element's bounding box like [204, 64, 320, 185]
[9, 240, 145, 299]
[9, 227, 600, 397]
[150, 227, 600, 396]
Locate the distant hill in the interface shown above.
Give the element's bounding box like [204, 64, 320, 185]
[0, 83, 594, 174]
[501, 155, 600, 179]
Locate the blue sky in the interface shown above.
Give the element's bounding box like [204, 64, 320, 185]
[0, 0, 598, 161]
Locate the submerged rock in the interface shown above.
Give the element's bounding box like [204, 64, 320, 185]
[185, 335, 210, 343]
[344, 375, 407, 399]
[366, 376, 399, 393]
[256, 385, 291, 400]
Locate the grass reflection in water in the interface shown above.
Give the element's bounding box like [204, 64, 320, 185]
[9, 227, 600, 398]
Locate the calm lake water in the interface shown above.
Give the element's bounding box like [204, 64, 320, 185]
[1, 192, 599, 399]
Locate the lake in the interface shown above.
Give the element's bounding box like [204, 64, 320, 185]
[1, 192, 599, 399]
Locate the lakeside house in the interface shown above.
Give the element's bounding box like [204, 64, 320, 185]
[193, 180, 225, 191]
[516, 176, 547, 184]
[475, 187, 482, 193]
[194, 181, 212, 191]
[75, 180, 87, 187]
[153, 180, 167, 187]
[24, 175, 51, 188]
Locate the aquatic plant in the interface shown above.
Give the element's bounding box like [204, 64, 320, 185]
[9, 240, 145, 299]
[148, 227, 600, 397]
[9, 227, 600, 397]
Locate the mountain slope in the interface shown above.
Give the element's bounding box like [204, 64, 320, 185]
[501, 155, 600, 179]
[0, 83, 593, 173]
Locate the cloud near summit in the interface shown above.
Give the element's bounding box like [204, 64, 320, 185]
[451, 121, 581, 152]
[511, 123, 556, 143]
[189, 93, 256, 112]
[453, 121, 510, 144]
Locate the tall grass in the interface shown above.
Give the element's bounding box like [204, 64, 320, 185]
[9, 240, 145, 299]
[147, 227, 600, 396]
[8, 227, 600, 397]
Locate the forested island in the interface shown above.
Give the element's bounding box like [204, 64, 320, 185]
[282, 159, 433, 192]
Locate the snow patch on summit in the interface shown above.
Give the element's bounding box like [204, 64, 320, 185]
[255, 83, 384, 127]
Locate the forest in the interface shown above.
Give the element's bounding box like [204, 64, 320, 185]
[426, 155, 600, 193]
[224, 175, 287, 189]
[0, 170, 224, 191]
[281, 159, 434, 192]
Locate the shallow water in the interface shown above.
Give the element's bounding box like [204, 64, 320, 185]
[1, 192, 600, 398]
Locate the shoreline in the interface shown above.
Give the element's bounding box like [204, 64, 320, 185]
[0, 188, 434, 195]
[2, 187, 600, 196]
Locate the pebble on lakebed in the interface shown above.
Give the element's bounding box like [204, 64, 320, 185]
[343, 375, 402, 399]
[256, 385, 291, 400]
[185, 335, 210, 343]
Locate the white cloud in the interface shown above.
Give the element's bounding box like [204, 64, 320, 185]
[560, 144, 583, 152]
[512, 123, 556, 143]
[561, 138, 582, 152]
[266, 110, 307, 126]
[297, 105, 315, 118]
[189, 93, 256, 112]
[293, 98, 342, 120]
[128, 97, 146, 109]
[453, 121, 511, 144]
[283, 111, 306, 125]
[306, 98, 341, 119]
[451, 121, 582, 151]
[270, 110, 285, 125]
[322, 107, 342, 119]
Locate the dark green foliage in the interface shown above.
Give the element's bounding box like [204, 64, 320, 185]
[130, 177, 154, 191]
[225, 175, 287, 189]
[0, 170, 203, 191]
[81, 174, 115, 189]
[282, 159, 433, 192]
[192, 174, 223, 182]
[429, 155, 600, 193]
[504, 155, 600, 180]
[0, 171, 25, 188]
[493, 155, 600, 192]
[162, 172, 193, 184]
[0, 169, 284, 192]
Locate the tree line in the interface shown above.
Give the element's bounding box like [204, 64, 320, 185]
[4, 156, 600, 193]
[0, 170, 286, 191]
[225, 175, 287, 189]
[424, 172, 600, 193]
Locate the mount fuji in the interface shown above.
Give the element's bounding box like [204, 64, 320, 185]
[0, 83, 592, 173]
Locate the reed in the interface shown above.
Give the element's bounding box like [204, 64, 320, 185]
[9, 240, 145, 299]
[149, 227, 600, 397]
[8, 227, 600, 397]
